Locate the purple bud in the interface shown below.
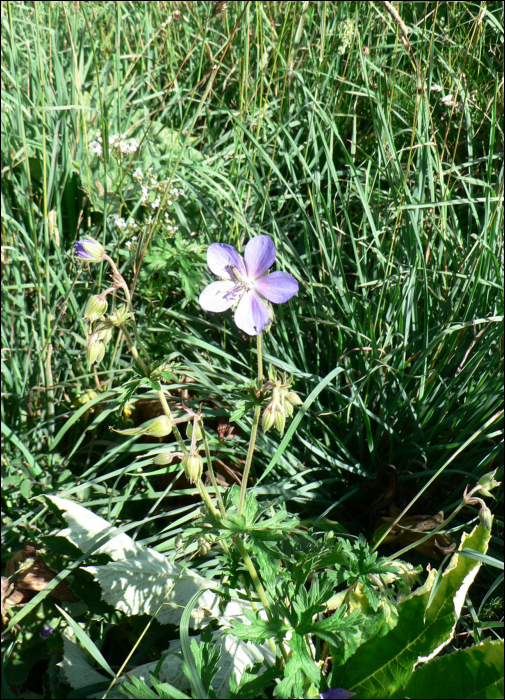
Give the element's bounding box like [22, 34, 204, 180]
[41, 625, 54, 639]
[74, 238, 105, 262]
[320, 690, 356, 700]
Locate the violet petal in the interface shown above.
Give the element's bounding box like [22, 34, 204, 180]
[74, 240, 94, 259]
[255, 271, 299, 304]
[244, 235, 276, 280]
[234, 289, 270, 335]
[207, 243, 246, 280]
[199, 281, 239, 313]
[319, 690, 356, 700]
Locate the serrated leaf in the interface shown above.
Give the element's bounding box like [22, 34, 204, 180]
[58, 626, 118, 698]
[56, 604, 114, 677]
[392, 639, 504, 699]
[331, 523, 492, 698]
[48, 497, 220, 625]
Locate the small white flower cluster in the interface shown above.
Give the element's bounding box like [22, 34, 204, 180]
[136, 168, 184, 214]
[440, 93, 464, 111]
[108, 134, 140, 156]
[125, 236, 138, 249]
[88, 135, 140, 160]
[89, 140, 104, 158]
[112, 215, 138, 232]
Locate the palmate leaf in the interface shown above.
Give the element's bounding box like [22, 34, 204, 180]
[226, 608, 287, 643]
[331, 523, 492, 698]
[391, 639, 504, 699]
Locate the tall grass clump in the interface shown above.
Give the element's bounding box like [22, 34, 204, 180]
[2, 2, 503, 698]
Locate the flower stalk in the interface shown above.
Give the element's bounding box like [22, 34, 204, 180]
[237, 333, 263, 520]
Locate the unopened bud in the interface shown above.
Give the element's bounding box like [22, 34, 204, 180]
[87, 335, 105, 366]
[262, 404, 276, 434]
[153, 452, 175, 465]
[113, 414, 172, 437]
[275, 407, 286, 436]
[285, 391, 303, 407]
[84, 294, 108, 322]
[186, 421, 203, 440]
[197, 537, 211, 556]
[74, 238, 105, 262]
[479, 505, 493, 530]
[182, 454, 203, 484]
[95, 322, 113, 345]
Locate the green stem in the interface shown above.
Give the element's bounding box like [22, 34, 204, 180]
[196, 479, 220, 520]
[120, 326, 149, 376]
[256, 331, 263, 390]
[201, 425, 226, 518]
[237, 333, 264, 519]
[157, 389, 187, 454]
[234, 536, 271, 616]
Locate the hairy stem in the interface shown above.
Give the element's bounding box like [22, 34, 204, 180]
[237, 333, 264, 519]
[158, 389, 187, 454]
[119, 326, 149, 376]
[201, 425, 226, 518]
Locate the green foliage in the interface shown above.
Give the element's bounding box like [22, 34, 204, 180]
[332, 523, 493, 698]
[1, 1, 503, 698]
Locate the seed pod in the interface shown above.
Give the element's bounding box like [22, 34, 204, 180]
[182, 453, 203, 484]
[478, 470, 501, 498]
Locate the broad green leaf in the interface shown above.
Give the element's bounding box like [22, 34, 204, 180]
[58, 625, 117, 698]
[331, 523, 492, 698]
[392, 639, 504, 699]
[56, 604, 115, 678]
[48, 496, 220, 625]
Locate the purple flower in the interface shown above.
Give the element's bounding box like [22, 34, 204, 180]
[319, 690, 356, 700]
[199, 236, 299, 336]
[41, 625, 54, 639]
[74, 238, 105, 262]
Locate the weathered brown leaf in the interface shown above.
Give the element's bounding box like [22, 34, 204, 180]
[374, 510, 456, 559]
[6, 544, 80, 603]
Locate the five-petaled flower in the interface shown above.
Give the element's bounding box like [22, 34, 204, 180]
[199, 235, 298, 335]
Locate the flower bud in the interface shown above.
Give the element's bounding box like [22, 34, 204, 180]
[153, 452, 175, 465]
[87, 335, 105, 366]
[275, 406, 286, 436]
[282, 397, 294, 417]
[182, 453, 203, 484]
[74, 238, 105, 262]
[197, 537, 211, 556]
[95, 322, 114, 345]
[262, 404, 276, 434]
[479, 505, 493, 530]
[113, 415, 172, 437]
[186, 421, 203, 440]
[84, 294, 108, 322]
[285, 391, 303, 407]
